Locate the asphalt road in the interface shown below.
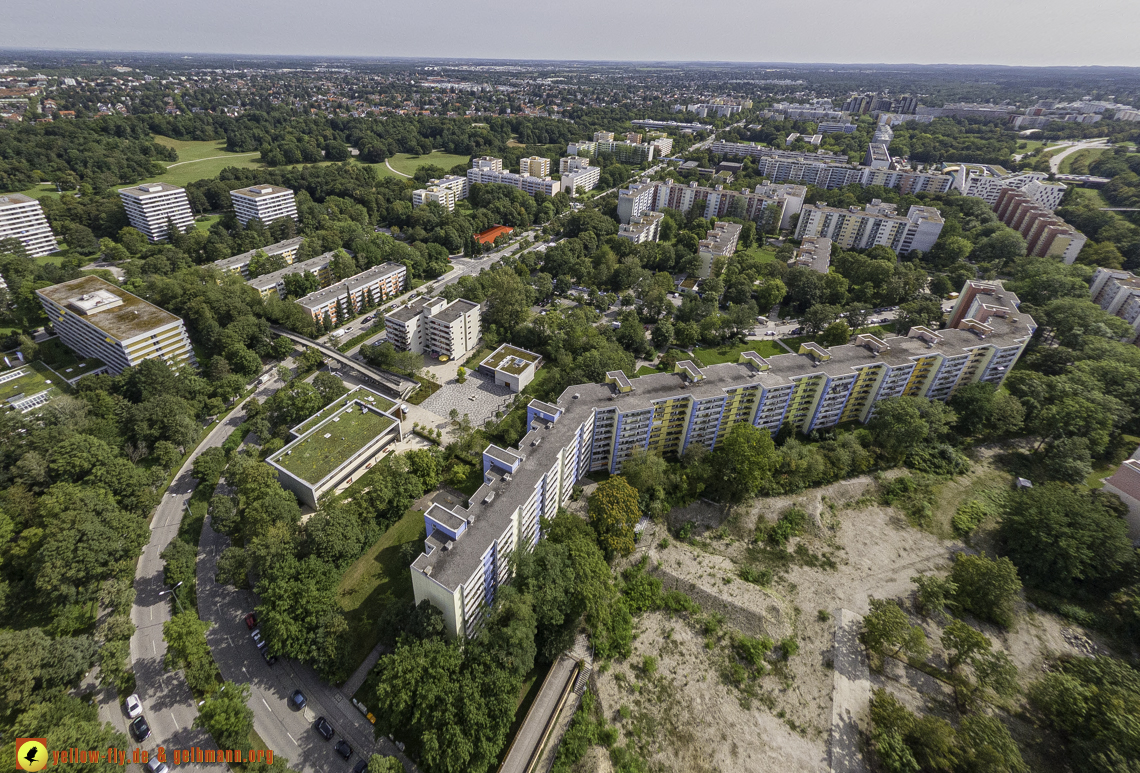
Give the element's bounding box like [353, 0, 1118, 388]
[1047, 138, 1110, 174]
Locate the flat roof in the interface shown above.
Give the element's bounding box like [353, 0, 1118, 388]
[119, 182, 185, 197]
[0, 193, 36, 208]
[230, 185, 292, 198]
[387, 296, 437, 323]
[432, 298, 479, 324]
[291, 386, 397, 436]
[36, 275, 180, 341]
[213, 237, 304, 271]
[248, 252, 335, 291]
[271, 402, 396, 485]
[481, 344, 540, 375]
[1, 361, 67, 410]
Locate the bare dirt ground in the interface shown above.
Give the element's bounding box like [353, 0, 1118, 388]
[572, 463, 1101, 773]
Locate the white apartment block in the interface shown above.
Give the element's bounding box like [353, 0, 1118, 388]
[118, 182, 195, 243]
[618, 178, 805, 231]
[795, 199, 944, 255]
[467, 161, 560, 196]
[471, 156, 504, 173]
[559, 156, 601, 195]
[213, 237, 304, 278]
[296, 262, 407, 325]
[566, 139, 656, 165]
[411, 280, 1035, 638]
[1090, 267, 1140, 344]
[519, 156, 551, 177]
[0, 193, 58, 257]
[229, 185, 298, 226]
[36, 275, 196, 374]
[616, 212, 665, 244]
[412, 174, 470, 212]
[792, 237, 833, 273]
[385, 296, 481, 359]
[698, 222, 742, 278]
[956, 170, 1067, 211]
[649, 137, 674, 156]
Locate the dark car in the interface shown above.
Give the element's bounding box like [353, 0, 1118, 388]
[130, 716, 151, 742]
[291, 689, 307, 709]
[352, 760, 368, 773]
[314, 717, 334, 741]
[334, 741, 353, 760]
[260, 646, 277, 666]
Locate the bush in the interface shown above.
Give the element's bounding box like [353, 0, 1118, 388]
[764, 506, 808, 548]
[739, 566, 773, 586]
[952, 500, 990, 536]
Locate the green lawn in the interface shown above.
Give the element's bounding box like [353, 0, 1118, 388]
[128, 135, 265, 189]
[338, 508, 425, 669]
[1059, 147, 1110, 175]
[193, 214, 221, 232]
[385, 151, 471, 177]
[1015, 139, 1046, 155]
[635, 365, 661, 377]
[692, 340, 785, 365]
[736, 244, 780, 264]
[1071, 187, 1112, 209]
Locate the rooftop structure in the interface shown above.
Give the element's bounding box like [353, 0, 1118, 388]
[616, 211, 665, 244]
[478, 344, 542, 392]
[0, 193, 59, 257]
[36, 275, 196, 374]
[0, 360, 67, 413]
[864, 143, 891, 168]
[795, 199, 944, 255]
[118, 182, 194, 243]
[267, 385, 403, 509]
[229, 185, 298, 226]
[213, 237, 304, 278]
[1101, 445, 1140, 543]
[411, 279, 1036, 638]
[791, 237, 833, 274]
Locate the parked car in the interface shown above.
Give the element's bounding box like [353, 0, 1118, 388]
[245, 613, 257, 629]
[261, 648, 277, 666]
[352, 760, 368, 773]
[334, 741, 353, 760]
[314, 717, 334, 741]
[291, 689, 307, 709]
[125, 694, 142, 719]
[143, 760, 168, 773]
[130, 716, 151, 742]
[251, 629, 263, 646]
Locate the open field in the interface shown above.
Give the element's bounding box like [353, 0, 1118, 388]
[384, 151, 471, 176]
[134, 136, 263, 188]
[736, 244, 781, 264]
[1058, 147, 1109, 174]
[338, 508, 424, 669]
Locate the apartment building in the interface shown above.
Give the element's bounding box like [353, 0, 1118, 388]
[411, 280, 1035, 638]
[0, 193, 58, 257]
[1089, 267, 1140, 344]
[518, 156, 551, 177]
[118, 182, 195, 243]
[295, 262, 407, 325]
[795, 200, 944, 255]
[616, 212, 665, 244]
[566, 139, 656, 165]
[993, 188, 1086, 264]
[957, 170, 1067, 210]
[792, 237, 833, 273]
[213, 237, 304, 278]
[247, 252, 335, 300]
[819, 122, 858, 134]
[467, 158, 560, 196]
[412, 174, 470, 211]
[617, 179, 805, 231]
[559, 156, 601, 195]
[864, 143, 891, 168]
[698, 222, 742, 278]
[1101, 446, 1140, 542]
[229, 185, 298, 226]
[385, 296, 481, 359]
[36, 275, 196, 374]
[649, 137, 674, 156]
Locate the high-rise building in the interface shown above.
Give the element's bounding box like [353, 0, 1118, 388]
[559, 156, 601, 195]
[36, 275, 196, 374]
[411, 280, 1035, 638]
[616, 212, 665, 244]
[467, 159, 560, 196]
[957, 170, 1067, 211]
[118, 182, 194, 243]
[412, 174, 470, 212]
[618, 179, 805, 231]
[1089, 268, 1140, 344]
[567, 138, 656, 165]
[385, 296, 481, 359]
[518, 156, 551, 177]
[698, 222, 742, 278]
[229, 185, 298, 226]
[993, 188, 1086, 264]
[795, 200, 944, 255]
[0, 193, 58, 257]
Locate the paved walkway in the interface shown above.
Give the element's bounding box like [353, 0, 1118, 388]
[341, 642, 387, 700]
[499, 656, 579, 773]
[829, 609, 871, 773]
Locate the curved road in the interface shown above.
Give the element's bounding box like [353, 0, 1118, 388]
[1047, 138, 1109, 174]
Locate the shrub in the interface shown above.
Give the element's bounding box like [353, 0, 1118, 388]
[952, 500, 990, 536]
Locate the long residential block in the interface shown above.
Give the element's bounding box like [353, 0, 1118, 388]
[795, 199, 944, 255]
[0, 193, 59, 257]
[247, 252, 336, 300]
[618, 178, 805, 230]
[118, 182, 194, 243]
[296, 262, 407, 325]
[993, 187, 1086, 264]
[412, 280, 1034, 638]
[229, 185, 298, 226]
[213, 237, 304, 278]
[467, 159, 560, 196]
[36, 275, 196, 374]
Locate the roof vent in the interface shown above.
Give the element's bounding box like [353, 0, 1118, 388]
[423, 565, 432, 576]
[483, 491, 495, 504]
[573, 393, 580, 399]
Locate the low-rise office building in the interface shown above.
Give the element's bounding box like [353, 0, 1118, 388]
[295, 262, 407, 325]
[478, 344, 542, 392]
[229, 185, 298, 226]
[267, 386, 404, 509]
[1089, 267, 1140, 344]
[616, 211, 665, 244]
[698, 222, 742, 278]
[36, 275, 196, 374]
[0, 193, 58, 257]
[411, 280, 1035, 638]
[795, 200, 944, 255]
[385, 296, 481, 359]
[993, 188, 1086, 264]
[213, 237, 304, 278]
[118, 182, 195, 243]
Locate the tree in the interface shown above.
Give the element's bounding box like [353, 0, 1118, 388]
[456, 366, 467, 384]
[366, 756, 403, 773]
[476, 587, 537, 679]
[651, 319, 674, 349]
[949, 553, 1022, 629]
[861, 599, 929, 666]
[329, 250, 357, 281]
[163, 610, 211, 670]
[270, 336, 294, 360]
[588, 476, 641, 557]
[819, 320, 852, 346]
[312, 371, 347, 405]
[957, 714, 1027, 773]
[867, 397, 929, 464]
[941, 619, 990, 669]
[195, 681, 254, 750]
[192, 447, 226, 484]
[483, 266, 536, 331]
[708, 422, 777, 503]
[999, 483, 1134, 596]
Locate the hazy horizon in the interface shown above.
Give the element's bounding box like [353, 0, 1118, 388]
[4, 0, 1138, 68]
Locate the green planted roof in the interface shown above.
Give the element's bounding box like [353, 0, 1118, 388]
[273, 404, 396, 485]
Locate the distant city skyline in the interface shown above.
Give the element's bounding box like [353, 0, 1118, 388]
[4, 0, 1139, 68]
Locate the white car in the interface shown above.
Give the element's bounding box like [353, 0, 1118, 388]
[125, 694, 143, 719]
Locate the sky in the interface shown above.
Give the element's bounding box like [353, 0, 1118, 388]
[5, 0, 1140, 67]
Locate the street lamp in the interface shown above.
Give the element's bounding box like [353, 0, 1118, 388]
[159, 581, 185, 614]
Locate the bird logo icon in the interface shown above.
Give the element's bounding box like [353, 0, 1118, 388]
[16, 739, 47, 772]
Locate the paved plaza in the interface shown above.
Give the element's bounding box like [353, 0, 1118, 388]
[420, 367, 514, 427]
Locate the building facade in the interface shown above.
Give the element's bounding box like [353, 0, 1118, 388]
[617, 178, 805, 231]
[993, 187, 1086, 264]
[412, 174, 470, 212]
[467, 159, 560, 196]
[616, 211, 665, 244]
[213, 237, 304, 278]
[1090, 267, 1140, 344]
[385, 296, 481, 359]
[295, 262, 407, 325]
[118, 182, 195, 243]
[559, 156, 601, 195]
[36, 275, 196, 374]
[518, 156, 551, 177]
[698, 222, 742, 278]
[229, 185, 298, 226]
[247, 252, 335, 300]
[795, 200, 944, 255]
[411, 280, 1035, 638]
[0, 193, 58, 257]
